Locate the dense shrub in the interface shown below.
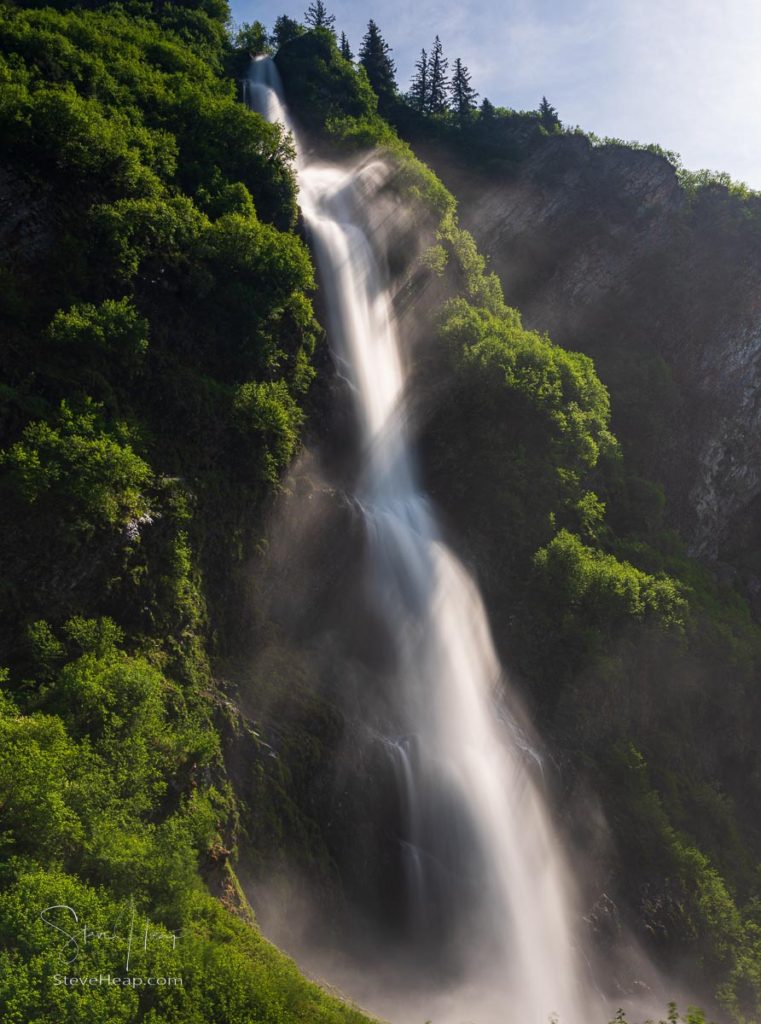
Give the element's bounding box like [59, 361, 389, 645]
[0, 4, 374, 1022]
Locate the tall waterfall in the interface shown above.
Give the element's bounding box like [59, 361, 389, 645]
[244, 56, 593, 1024]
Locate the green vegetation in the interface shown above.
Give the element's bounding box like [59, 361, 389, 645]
[584, 133, 759, 201]
[282, 9, 752, 199]
[265, 16, 761, 1019]
[304, 1, 335, 33]
[358, 19, 396, 105]
[274, 27, 454, 222]
[424, 256, 761, 1018]
[3, 0, 761, 1021]
[608, 1005, 711, 1024]
[0, 2, 372, 1021]
[423, 295, 616, 560]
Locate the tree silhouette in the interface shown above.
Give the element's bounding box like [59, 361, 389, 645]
[409, 48, 428, 112]
[480, 97, 496, 121]
[339, 31, 353, 61]
[271, 15, 303, 49]
[359, 20, 397, 101]
[427, 35, 448, 114]
[539, 95, 560, 131]
[450, 57, 478, 123]
[304, 1, 335, 31]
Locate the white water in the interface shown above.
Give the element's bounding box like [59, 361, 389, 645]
[244, 57, 593, 1024]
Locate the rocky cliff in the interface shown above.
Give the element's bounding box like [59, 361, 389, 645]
[418, 133, 761, 580]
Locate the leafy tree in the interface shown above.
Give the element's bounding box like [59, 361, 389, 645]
[0, 706, 84, 859]
[1, 400, 152, 532]
[233, 20, 269, 54]
[539, 95, 560, 131]
[449, 57, 478, 123]
[409, 48, 428, 112]
[339, 30, 353, 61]
[49, 298, 149, 377]
[233, 379, 304, 485]
[358, 20, 397, 102]
[427, 34, 449, 114]
[304, 0, 335, 31]
[271, 14, 304, 49]
[532, 529, 686, 632]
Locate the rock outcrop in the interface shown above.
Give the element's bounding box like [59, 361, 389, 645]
[421, 134, 761, 569]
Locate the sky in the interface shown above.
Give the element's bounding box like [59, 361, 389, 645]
[229, 0, 761, 189]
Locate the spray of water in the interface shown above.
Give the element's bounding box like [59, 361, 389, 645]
[244, 56, 595, 1024]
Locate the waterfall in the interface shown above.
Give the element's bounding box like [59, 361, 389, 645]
[245, 56, 594, 1024]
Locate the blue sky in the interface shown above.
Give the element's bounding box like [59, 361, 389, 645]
[230, 0, 761, 189]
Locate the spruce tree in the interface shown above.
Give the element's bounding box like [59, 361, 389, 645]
[480, 97, 496, 121]
[304, 0, 335, 31]
[271, 14, 303, 49]
[409, 48, 428, 112]
[539, 96, 560, 131]
[449, 57, 478, 123]
[339, 31, 353, 62]
[427, 35, 449, 114]
[359, 20, 397, 102]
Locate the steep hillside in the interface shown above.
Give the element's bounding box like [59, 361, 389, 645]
[0, 4, 374, 1022]
[390, 105, 761, 1024]
[267, 29, 761, 1021]
[2, 5, 761, 1024]
[410, 132, 761, 577]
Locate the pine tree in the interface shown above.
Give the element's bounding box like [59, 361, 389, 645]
[409, 48, 428, 112]
[271, 15, 303, 50]
[539, 95, 560, 131]
[427, 35, 449, 114]
[339, 31, 353, 62]
[480, 97, 496, 121]
[304, 0, 335, 32]
[358, 20, 397, 102]
[449, 57, 478, 123]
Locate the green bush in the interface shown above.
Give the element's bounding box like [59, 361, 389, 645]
[233, 379, 304, 485]
[49, 299, 149, 379]
[533, 530, 686, 632]
[1, 400, 151, 532]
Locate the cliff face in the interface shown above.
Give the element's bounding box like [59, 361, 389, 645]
[422, 134, 761, 573]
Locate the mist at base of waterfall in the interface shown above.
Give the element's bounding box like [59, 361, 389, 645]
[245, 846, 680, 1024]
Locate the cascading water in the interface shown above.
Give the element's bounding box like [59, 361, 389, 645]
[244, 56, 594, 1024]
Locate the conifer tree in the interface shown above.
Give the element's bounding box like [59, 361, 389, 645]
[409, 48, 428, 112]
[304, 0, 335, 31]
[339, 31, 353, 61]
[271, 14, 303, 49]
[480, 96, 496, 121]
[539, 95, 560, 131]
[449, 57, 478, 123]
[359, 20, 397, 101]
[427, 35, 449, 114]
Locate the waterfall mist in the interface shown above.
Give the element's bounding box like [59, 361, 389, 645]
[243, 55, 602, 1024]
